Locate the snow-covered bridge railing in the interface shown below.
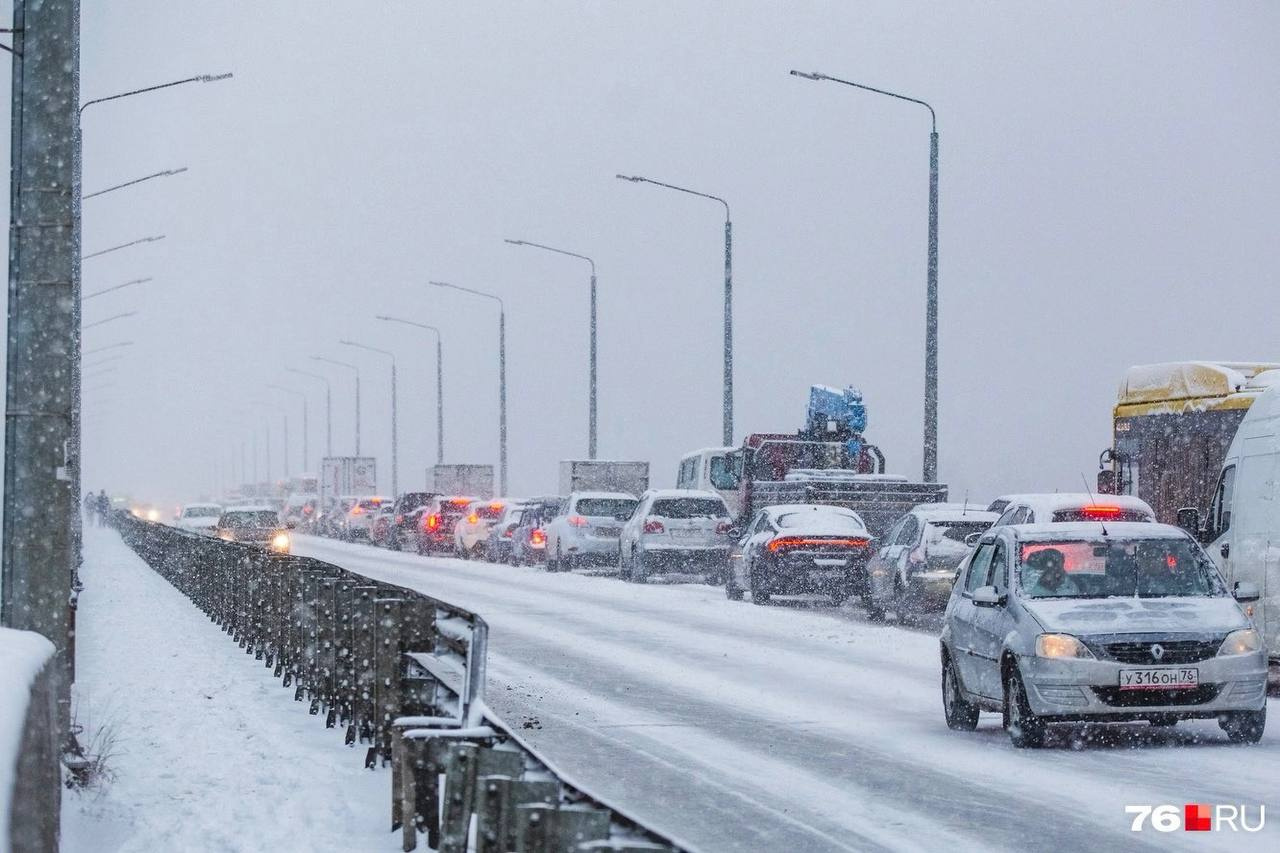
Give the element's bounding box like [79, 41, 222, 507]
[0, 627, 61, 853]
[111, 513, 689, 853]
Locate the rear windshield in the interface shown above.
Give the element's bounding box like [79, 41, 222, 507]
[926, 520, 993, 545]
[221, 511, 278, 527]
[1051, 508, 1151, 523]
[439, 503, 471, 518]
[577, 498, 637, 518]
[183, 506, 220, 518]
[474, 504, 504, 521]
[651, 498, 729, 519]
[1018, 538, 1226, 599]
[775, 512, 864, 532]
[358, 499, 386, 510]
[399, 493, 434, 511]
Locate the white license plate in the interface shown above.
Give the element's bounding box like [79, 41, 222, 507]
[813, 558, 849, 567]
[1119, 667, 1199, 690]
[671, 528, 702, 541]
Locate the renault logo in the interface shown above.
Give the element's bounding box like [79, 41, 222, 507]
[1150, 643, 1165, 661]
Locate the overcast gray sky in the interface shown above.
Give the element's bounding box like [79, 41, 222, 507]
[51, 1, 1280, 506]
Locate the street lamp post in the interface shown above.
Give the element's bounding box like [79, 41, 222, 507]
[339, 340, 398, 497]
[285, 367, 333, 458]
[790, 69, 940, 483]
[616, 174, 733, 446]
[268, 384, 309, 473]
[311, 356, 361, 455]
[428, 281, 507, 495]
[376, 316, 445, 464]
[504, 239, 598, 458]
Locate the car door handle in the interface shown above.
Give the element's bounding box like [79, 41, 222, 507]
[1220, 542, 1230, 559]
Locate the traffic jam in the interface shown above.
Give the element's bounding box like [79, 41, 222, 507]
[161, 361, 1279, 750]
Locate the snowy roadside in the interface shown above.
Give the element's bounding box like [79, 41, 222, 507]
[63, 528, 392, 852]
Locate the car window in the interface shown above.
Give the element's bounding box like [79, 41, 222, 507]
[965, 544, 996, 593]
[775, 512, 866, 533]
[989, 542, 1008, 591]
[1018, 538, 1227, 599]
[993, 506, 1020, 527]
[221, 510, 279, 527]
[650, 498, 729, 519]
[1208, 464, 1236, 537]
[896, 515, 920, 546]
[576, 498, 637, 518]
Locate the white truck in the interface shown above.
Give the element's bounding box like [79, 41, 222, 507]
[558, 460, 649, 497]
[318, 457, 377, 508]
[432, 464, 495, 498]
[1179, 377, 1280, 681]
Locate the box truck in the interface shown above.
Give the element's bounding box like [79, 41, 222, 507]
[432, 464, 495, 498]
[558, 460, 649, 496]
[319, 457, 377, 507]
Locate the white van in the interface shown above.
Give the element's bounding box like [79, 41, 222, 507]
[676, 447, 741, 518]
[1184, 379, 1280, 674]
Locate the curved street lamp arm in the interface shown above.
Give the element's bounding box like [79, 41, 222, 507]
[503, 239, 596, 275]
[789, 70, 936, 132]
[79, 73, 233, 115]
[427, 280, 505, 312]
[615, 174, 730, 220]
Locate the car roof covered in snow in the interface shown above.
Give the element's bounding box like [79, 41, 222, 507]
[644, 488, 725, 500]
[1003, 521, 1190, 543]
[570, 491, 638, 501]
[910, 505, 1000, 524]
[998, 492, 1155, 520]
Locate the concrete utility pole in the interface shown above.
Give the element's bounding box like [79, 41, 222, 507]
[376, 316, 446, 465]
[2, 0, 81, 737]
[286, 366, 333, 458]
[339, 340, 398, 496]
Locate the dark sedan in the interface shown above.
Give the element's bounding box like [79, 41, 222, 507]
[726, 504, 872, 605]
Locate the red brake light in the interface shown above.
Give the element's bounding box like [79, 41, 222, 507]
[1081, 505, 1123, 519]
[450, 497, 471, 506]
[303, 505, 313, 514]
[715, 521, 732, 535]
[502, 527, 513, 538]
[489, 502, 504, 511]
[768, 536, 869, 552]
[351, 506, 364, 515]
[425, 513, 440, 531]
[568, 515, 588, 527]
[643, 518, 665, 534]
[467, 512, 479, 524]
[530, 528, 546, 546]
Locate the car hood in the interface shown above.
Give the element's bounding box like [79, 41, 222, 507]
[1026, 596, 1249, 636]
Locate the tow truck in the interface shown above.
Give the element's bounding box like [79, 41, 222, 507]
[718, 385, 948, 537]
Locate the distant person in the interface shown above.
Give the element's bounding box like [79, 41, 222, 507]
[96, 490, 110, 527]
[83, 491, 96, 526]
[1025, 548, 1078, 597]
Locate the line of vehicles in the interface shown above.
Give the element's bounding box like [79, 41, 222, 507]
[168, 368, 1280, 749]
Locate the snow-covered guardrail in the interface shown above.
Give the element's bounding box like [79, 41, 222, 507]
[0, 627, 61, 853]
[111, 513, 690, 853]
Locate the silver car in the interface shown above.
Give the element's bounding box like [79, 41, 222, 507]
[545, 491, 638, 572]
[618, 489, 733, 583]
[940, 522, 1267, 748]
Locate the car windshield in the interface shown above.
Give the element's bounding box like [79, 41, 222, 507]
[221, 511, 279, 528]
[774, 511, 864, 532]
[1018, 538, 1227, 599]
[926, 520, 992, 546]
[651, 498, 728, 519]
[358, 499, 385, 510]
[577, 498, 637, 518]
[1051, 508, 1151, 523]
[708, 455, 739, 490]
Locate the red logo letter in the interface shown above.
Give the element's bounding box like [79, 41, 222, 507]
[1184, 804, 1212, 832]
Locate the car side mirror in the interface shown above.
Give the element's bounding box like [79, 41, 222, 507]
[1175, 507, 1201, 539]
[964, 532, 982, 548]
[727, 527, 742, 539]
[1233, 581, 1261, 603]
[972, 585, 1004, 608]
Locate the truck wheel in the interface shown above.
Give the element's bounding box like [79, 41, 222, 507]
[1219, 708, 1266, 744]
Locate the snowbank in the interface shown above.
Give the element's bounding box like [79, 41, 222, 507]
[0, 626, 57, 851]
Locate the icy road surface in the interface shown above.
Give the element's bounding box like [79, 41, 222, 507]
[64, 529, 392, 852]
[295, 535, 1279, 853]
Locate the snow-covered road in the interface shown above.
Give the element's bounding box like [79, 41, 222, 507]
[63, 529, 392, 852]
[295, 535, 1279, 853]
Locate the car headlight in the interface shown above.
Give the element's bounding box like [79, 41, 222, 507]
[1218, 628, 1261, 657]
[1035, 633, 1095, 659]
[271, 532, 291, 552]
[218, 530, 235, 542]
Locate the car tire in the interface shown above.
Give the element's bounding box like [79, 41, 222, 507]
[547, 547, 560, 573]
[1004, 668, 1045, 748]
[942, 653, 980, 731]
[1219, 708, 1266, 744]
[705, 559, 727, 587]
[631, 547, 648, 584]
[749, 571, 770, 605]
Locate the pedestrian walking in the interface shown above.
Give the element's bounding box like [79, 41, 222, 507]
[96, 489, 110, 527]
[83, 490, 97, 526]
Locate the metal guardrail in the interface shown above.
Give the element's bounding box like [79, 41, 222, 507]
[111, 512, 688, 853]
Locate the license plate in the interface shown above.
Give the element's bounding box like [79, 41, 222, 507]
[671, 529, 702, 541]
[813, 558, 849, 567]
[1119, 668, 1199, 690]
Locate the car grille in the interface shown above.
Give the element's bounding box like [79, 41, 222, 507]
[1087, 635, 1224, 665]
[1091, 684, 1220, 707]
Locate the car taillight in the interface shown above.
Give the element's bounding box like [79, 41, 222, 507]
[424, 513, 440, 531]
[351, 506, 364, 515]
[643, 518, 665, 534]
[395, 515, 404, 524]
[451, 497, 471, 506]
[467, 513, 479, 524]
[768, 536, 869, 552]
[502, 527, 513, 538]
[715, 521, 732, 535]
[303, 505, 313, 515]
[530, 528, 546, 545]
[1081, 505, 1123, 519]
[568, 515, 588, 527]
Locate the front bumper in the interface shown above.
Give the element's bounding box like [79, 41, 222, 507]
[1021, 652, 1268, 720]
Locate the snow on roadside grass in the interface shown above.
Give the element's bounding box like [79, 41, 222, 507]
[63, 529, 392, 852]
